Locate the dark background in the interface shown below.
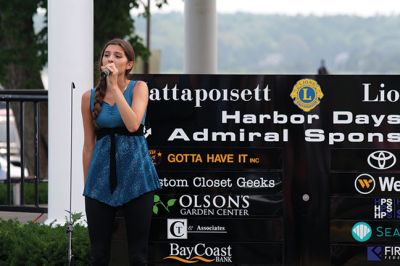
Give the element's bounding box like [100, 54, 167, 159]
[129, 74, 400, 266]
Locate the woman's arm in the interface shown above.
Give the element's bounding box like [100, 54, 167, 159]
[81, 90, 96, 182]
[113, 80, 149, 132]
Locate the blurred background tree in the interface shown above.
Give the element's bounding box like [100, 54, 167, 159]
[0, 0, 47, 89]
[0, 0, 48, 179]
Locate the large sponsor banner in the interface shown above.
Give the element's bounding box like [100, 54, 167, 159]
[138, 75, 400, 265]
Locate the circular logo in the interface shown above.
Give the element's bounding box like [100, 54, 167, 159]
[298, 86, 316, 103]
[368, 150, 396, 170]
[290, 79, 324, 112]
[352, 222, 372, 242]
[355, 173, 376, 194]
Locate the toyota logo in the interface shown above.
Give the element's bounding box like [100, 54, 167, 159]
[367, 151, 396, 170]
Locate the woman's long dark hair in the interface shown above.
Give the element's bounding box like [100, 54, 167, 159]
[92, 38, 135, 127]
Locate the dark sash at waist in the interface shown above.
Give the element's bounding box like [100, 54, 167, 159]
[96, 124, 144, 140]
[95, 124, 144, 193]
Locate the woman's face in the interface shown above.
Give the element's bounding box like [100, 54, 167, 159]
[102, 44, 133, 75]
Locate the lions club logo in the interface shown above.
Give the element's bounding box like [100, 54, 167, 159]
[290, 79, 324, 112]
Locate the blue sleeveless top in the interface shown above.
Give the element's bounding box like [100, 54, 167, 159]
[83, 80, 161, 207]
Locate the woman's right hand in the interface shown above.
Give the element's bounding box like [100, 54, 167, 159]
[101, 63, 119, 88]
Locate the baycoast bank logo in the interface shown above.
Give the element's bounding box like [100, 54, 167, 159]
[290, 79, 324, 112]
[368, 150, 396, 170]
[163, 243, 232, 263]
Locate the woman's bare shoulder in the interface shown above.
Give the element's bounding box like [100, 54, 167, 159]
[82, 89, 92, 102]
[134, 80, 148, 91]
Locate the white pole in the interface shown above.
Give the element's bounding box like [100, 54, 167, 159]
[184, 0, 217, 74]
[47, 0, 93, 224]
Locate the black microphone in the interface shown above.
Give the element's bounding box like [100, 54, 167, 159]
[101, 69, 112, 79]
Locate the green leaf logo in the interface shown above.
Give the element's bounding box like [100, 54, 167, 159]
[154, 194, 160, 203]
[167, 199, 176, 207]
[153, 205, 159, 215]
[152, 195, 177, 214]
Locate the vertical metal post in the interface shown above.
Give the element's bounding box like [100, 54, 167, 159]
[34, 102, 40, 206]
[5, 101, 11, 205]
[19, 101, 25, 205]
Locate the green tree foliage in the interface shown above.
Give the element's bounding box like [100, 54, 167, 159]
[0, 0, 168, 89]
[0, 0, 47, 89]
[93, 0, 168, 70]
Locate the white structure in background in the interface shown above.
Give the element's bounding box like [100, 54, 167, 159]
[184, 0, 217, 74]
[47, 0, 93, 224]
[46, 0, 217, 223]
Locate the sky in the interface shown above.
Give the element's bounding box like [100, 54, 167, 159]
[145, 0, 400, 16]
